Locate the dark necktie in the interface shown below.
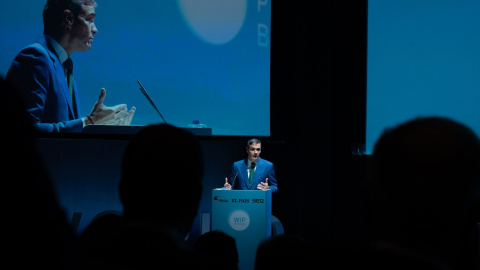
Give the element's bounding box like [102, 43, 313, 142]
[63, 58, 74, 101]
[249, 162, 256, 184]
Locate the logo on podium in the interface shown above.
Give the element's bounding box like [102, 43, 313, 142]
[229, 210, 250, 231]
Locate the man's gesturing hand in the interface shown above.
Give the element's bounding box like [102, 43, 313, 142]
[257, 178, 269, 190]
[86, 88, 135, 125]
[224, 177, 232, 190]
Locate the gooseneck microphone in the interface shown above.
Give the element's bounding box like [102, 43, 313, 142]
[230, 171, 238, 190]
[137, 80, 167, 124]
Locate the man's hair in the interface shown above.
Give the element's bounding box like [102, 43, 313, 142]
[43, 0, 97, 35]
[247, 138, 261, 148]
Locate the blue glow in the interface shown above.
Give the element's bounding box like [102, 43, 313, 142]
[367, 0, 480, 154]
[0, 0, 271, 136]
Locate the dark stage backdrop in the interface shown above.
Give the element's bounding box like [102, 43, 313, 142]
[35, 137, 288, 242]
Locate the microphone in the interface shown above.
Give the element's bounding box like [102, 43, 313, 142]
[137, 80, 167, 124]
[230, 171, 238, 190]
[221, 171, 237, 190]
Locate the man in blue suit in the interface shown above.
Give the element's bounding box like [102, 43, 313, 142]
[6, 0, 135, 133]
[224, 138, 278, 193]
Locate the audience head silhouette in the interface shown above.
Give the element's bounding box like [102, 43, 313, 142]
[255, 234, 308, 270]
[119, 124, 204, 236]
[194, 230, 239, 270]
[367, 116, 480, 269]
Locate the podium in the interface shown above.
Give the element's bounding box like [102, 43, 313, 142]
[82, 125, 212, 136]
[212, 189, 272, 270]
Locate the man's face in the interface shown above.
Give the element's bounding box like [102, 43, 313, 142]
[69, 4, 98, 53]
[246, 143, 261, 163]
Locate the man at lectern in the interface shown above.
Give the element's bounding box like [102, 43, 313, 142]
[224, 138, 278, 193]
[6, 0, 135, 133]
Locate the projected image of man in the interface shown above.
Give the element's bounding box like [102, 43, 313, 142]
[224, 138, 278, 193]
[5, 0, 136, 133]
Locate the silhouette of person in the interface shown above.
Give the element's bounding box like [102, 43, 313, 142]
[80, 124, 204, 269]
[360, 116, 480, 270]
[78, 211, 124, 267]
[193, 230, 239, 270]
[0, 76, 81, 268]
[254, 234, 308, 270]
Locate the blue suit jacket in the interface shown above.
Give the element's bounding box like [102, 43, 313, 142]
[6, 35, 83, 133]
[229, 157, 278, 193]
